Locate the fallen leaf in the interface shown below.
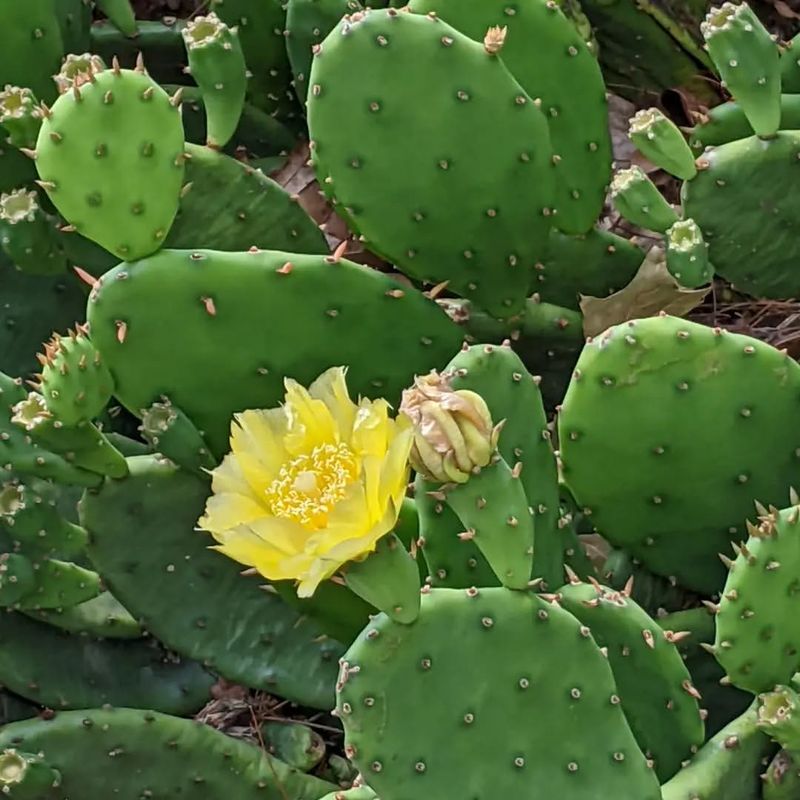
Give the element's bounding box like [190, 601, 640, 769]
[774, 0, 800, 20]
[580, 245, 709, 337]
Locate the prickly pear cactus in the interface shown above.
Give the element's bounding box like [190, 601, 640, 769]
[559, 315, 800, 594]
[307, 8, 556, 319]
[34, 62, 185, 261]
[336, 587, 661, 799]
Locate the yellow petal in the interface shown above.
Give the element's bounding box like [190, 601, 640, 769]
[198, 491, 266, 534]
[308, 366, 357, 439]
[283, 377, 339, 454]
[296, 557, 341, 598]
[209, 451, 252, 497]
[230, 407, 290, 484]
[311, 482, 372, 551]
[379, 416, 414, 507]
[248, 515, 309, 557]
[349, 397, 391, 457]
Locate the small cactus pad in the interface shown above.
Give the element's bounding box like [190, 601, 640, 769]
[87, 248, 462, 457]
[446, 343, 561, 588]
[38, 327, 113, 426]
[0, 189, 67, 277]
[307, 9, 555, 319]
[35, 65, 185, 261]
[337, 587, 661, 800]
[665, 218, 712, 288]
[701, 2, 780, 139]
[682, 131, 800, 298]
[0, 4, 64, 103]
[80, 456, 345, 709]
[660, 701, 770, 800]
[0, 87, 42, 149]
[408, 0, 611, 235]
[0, 708, 336, 799]
[182, 13, 247, 148]
[285, 0, 362, 107]
[558, 579, 705, 782]
[94, 0, 137, 37]
[0, 749, 60, 799]
[0, 610, 213, 713]
[714, 504, 800, 693]
[763, 749, 800, 800]
[610, 166, 678, 232]
[629, 107, 697, 180]
[558, 315, 800, 594]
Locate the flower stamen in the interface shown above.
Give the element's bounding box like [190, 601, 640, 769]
[265, 442, 359, 529]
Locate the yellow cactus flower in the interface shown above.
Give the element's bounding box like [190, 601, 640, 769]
[197, 367, 413, 597]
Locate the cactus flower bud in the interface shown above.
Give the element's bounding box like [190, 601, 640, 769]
[400, 371, 500, 484]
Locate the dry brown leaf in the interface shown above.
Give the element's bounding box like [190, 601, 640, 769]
[580, 245, 709, 338]
[773, 0, 800, 20]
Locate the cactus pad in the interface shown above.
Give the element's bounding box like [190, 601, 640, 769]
[714, 504, 800, 693]
[0, 708, 336, 800]
[35, 65, 185, 261]
[80, 456, 345, 709]
[682, 132, 800, 298]
[559, 315, 800, 594]
[558, 579, 704, 781]
[408, 0, 611, 235]
[337, 586, 660, 800]
[87, 248, 462, 456]
[307, 8, 555, 319]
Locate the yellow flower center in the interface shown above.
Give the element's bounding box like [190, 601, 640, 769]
[265, 442, 359, 529]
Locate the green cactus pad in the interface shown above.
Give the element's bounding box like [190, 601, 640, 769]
[319, 786, 377, 800]
[35, 66, 185, 261]
[0, 189, 67, 277]
[0, 3, 64, 103]
[94, 0, 137, 37]
[689, 95, 800, 153]
[628, 107, 697, 180]
[665, 218, 712, 288]
[25, 591, 141, 639]
[0, 708, 336, 800]
[408, 0, 611, 235]
[0, 555, 34, 607]
[210, 0, 300, 123]
[660, 702, 770, 800]
[446, 343, 562, 588]
[415, 474, 497, 588]
[763, 750, 800, 800]
[140, 398, 216, 477]
[80, 456, 345, 709]
[682, 131, 800, 298]
[0, 480, 86, 559]
[701, 2, 781, 139]
[307, 8, 555, 319]
[0, 749, 60, 799]
[182, 13, 248, 148]
[14, 558, 99, 610]
[610, 166, 678, 232]
[337, 587, 661, 800]
[38, 328, 113, 426]
[0, 610, 213, 712]
[55, 0, 92, 53]
[285, 0, 362, 107]
[558, 579, 704, 782]
[0, 257, 87, 380]
[164, 144, 327, 254]
[558, 315, 800, 594]
[533, 227, 645, 310]
[714, 505, 800, 693]
[261, 721, 325, 772]
[87, 248, 462, 457]
[0, 87, 42, 150]
[781, 31, 800, 93]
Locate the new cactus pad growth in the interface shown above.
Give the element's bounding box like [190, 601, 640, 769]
[701, 3, 781, 139]
[34, 61, 186, 261]
[665, 218, 712, 287]
[0, 87, 41, 149]
[0, 749, 60, 799]
[0, 189, 67, 276]
[181, 13, 247, 148]
[610, 166, 679, 232]
[628, 107, 697, 180]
